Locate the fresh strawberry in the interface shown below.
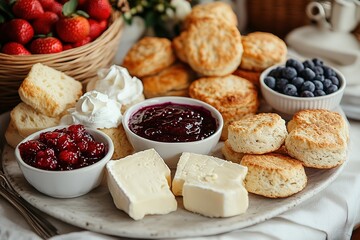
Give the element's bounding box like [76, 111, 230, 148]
[98, 19, 107, 31]
[12, 0, 44, 20]
[62, 43, 73, 51]
[5, 19, 34, 45]
[38, 0, 54, 9]
[88, 19, 103, 40]
[72, 36, 91, 47]
[32, 11, 59, 34]
[56, 15, 90, 43]
[45, 1, 63, 17]
[30, 36, 63, 54]
[84, 0, 111, 20]
[1, 42, 31, 55]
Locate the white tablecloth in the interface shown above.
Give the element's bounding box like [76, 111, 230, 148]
[1, 113, 360, 240]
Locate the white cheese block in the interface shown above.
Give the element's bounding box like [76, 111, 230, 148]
[106, 149, 177, 220]
[172, 152, 248, 196]
[183, 179, 249, 218]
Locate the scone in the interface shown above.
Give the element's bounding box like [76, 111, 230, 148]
[233, 68, 262, 87]
[240, 32, 287, 72]
[10, 102, 60, 137]
[183, 18, 243, 76]
[142, 63, 195, 98]
[228, 113, 288, 154]
[183, 1, 238, 29]
[99, 124, 134, 160]
[5, 119, 24, 148]
[285, 109, 349, 169]
[189, 75, 259, 140]
[221, 140, 244, 164]
[18, 63, 83, 117]
[122, 37, 176, 78]
[172, 32, 188, 63]
[241, 153, 307, 198]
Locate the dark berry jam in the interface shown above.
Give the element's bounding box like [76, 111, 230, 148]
[129, 102, 218, 142]
[18, 124, 108, 171]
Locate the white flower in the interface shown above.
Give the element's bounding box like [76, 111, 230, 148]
[171, 0, 191, 21]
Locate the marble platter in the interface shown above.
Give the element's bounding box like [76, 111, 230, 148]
[2, 139, 346, 239]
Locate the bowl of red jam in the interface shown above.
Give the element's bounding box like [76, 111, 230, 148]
[15, 124, 114, 198]
[123, 97, 223, 168]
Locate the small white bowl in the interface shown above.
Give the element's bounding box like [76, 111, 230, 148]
[260, 64, 346, 116]
[15, 126, 114, 198]
[122, 96, 223, 168]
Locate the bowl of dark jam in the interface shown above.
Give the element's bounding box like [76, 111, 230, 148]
[123, 97, 223, 168]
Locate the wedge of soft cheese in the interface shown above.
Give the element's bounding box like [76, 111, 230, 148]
[106, 149, 177, 220]
[172, 152, 248, 196]
[172, 152, 249, 218]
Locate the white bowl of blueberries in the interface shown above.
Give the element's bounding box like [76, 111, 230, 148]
[260, 58, 346, 115]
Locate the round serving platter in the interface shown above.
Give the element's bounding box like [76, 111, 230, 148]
[1, 118, 346, 239]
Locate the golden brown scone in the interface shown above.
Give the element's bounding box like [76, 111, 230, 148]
[228, 113, 288, 154]
[285, 109, 349, 169]
[240, 32, 287, 72]
[183, 18, 243, 76]
[221, 140, 244, 164]
[18, 63, 82, 117]
[142, 63, 196, 98]
[233, 68, 261, 87]
[99, 124, 134, 160]
[122, 37, 176, 78]
[183, 1, 238, 29]
[189, 75, 259, 140]
[10, 102, 60, 137]
[172, 32, 188, 63]
[5, 119, 24, 148]
[241, 153, 307, 198]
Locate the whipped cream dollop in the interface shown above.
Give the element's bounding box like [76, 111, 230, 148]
[90, 65, 144, 106]
[61, 91, 122, 129]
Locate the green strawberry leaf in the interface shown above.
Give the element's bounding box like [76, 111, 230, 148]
[76, 10, 89, 18]
[0, 0, 14, 19]
[63, 0, 78, 17]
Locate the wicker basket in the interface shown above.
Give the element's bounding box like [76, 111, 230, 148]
[0, 11, 124, 113]
[246, 0, 311, 38]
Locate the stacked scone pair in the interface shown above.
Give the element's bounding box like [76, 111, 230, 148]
[173, 2, 260, 140]
[221, 110, 349, 198]
[122, 37, 196, 98]
[5, 63, 83, 148]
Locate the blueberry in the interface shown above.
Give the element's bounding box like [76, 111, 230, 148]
[303, 60, 315, 69]
[283, 84, 298, 96]
[312, 58, 324, 66]
[323, 79, 332, 89]
[299, 68, 316, 80]
[329, 76, 339, 86]
[313, 75, 325, 82]
[300, 91, 315, 97]
[314, 90, 326, 96]
[301, 81, 315, 92]
[326, 85, 338, 94]
[281, 67, 297, 79]
[264, 76, 276, 89]
[276, 78, 289, 92]
[313, 66, 324, 75]
[291, 77, 304, 89]
[323, 66, 336, 77]
[286, 59, 304, 72]
[313, 80, 323, 90]
[268, 66, 284, 78]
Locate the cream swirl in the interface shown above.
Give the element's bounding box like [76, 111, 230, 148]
[61, 91, 122, 129]
[92, 65, 144, 106]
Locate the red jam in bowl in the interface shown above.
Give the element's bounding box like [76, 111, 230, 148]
[18, 125, 107, 171]
[128, 102, 218, 142]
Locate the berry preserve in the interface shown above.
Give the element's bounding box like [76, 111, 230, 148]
[129, 102, 218, 142]
[18, 125, 108, 171]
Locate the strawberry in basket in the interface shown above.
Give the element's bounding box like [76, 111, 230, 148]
[0, 0, 113, 55]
